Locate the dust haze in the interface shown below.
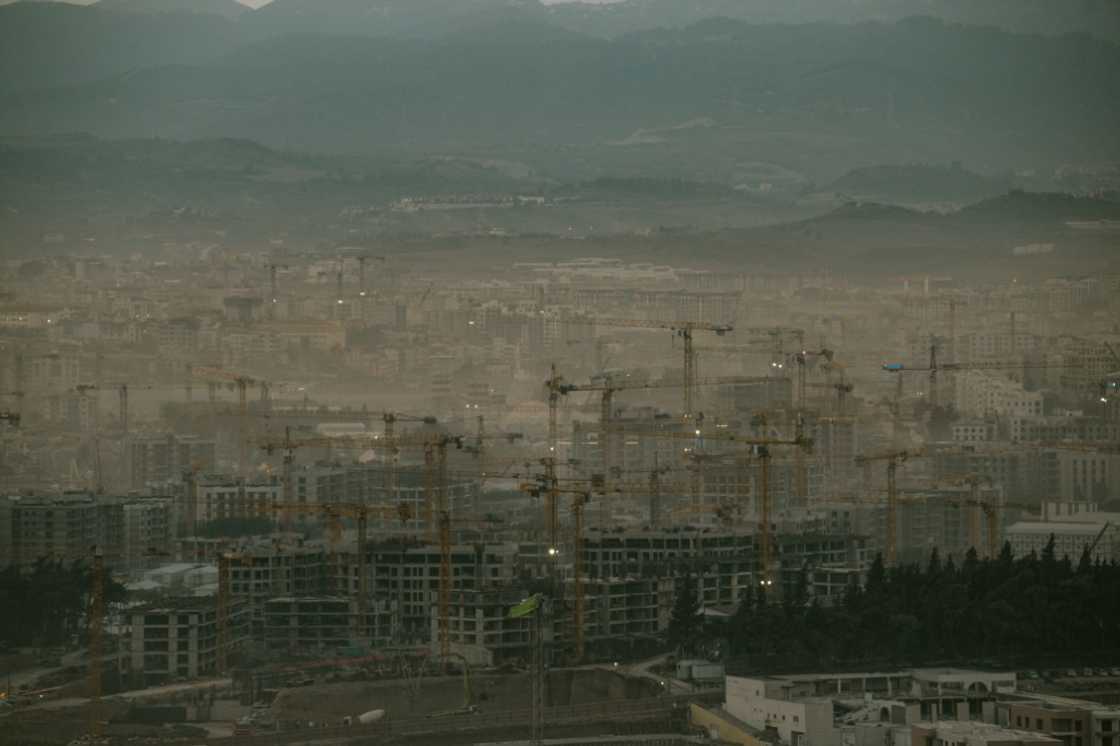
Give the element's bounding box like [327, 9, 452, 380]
[1, 1, 1119, 744]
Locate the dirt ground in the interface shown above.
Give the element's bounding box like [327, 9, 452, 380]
[270, 668, 661, 724]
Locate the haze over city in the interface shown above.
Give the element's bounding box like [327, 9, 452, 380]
[0, 1, 1118, 745]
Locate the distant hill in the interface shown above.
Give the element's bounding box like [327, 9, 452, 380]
[828, 163, 1011, 205]
[800, 191, 1120, 230]
[1, 15, 1117, 177]
[542, 0, 1120, 41]
[246, 0, 550, 38]
[958, 190, 1120, 224]
[95, 0, 247, 18]
[0, 3, 244, 92]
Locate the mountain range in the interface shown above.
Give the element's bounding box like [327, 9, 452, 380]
[9, 0, 1114, 40]
[1, 5, 1117, 185]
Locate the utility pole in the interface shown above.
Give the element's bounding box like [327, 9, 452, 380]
[88, 546, 105, 738]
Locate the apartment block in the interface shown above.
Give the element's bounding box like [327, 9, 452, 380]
[0, 493, 172, 570]
[262, 596, 396, 652]
[128, 434, 216, 490]
[435, 588, 537, 666]
[579, 529, 866, 608]
[368, 540, 519, 642]
[128, 597, 249, 687]
[188, 475, 282, 527]
[954, 372, 1043, 419]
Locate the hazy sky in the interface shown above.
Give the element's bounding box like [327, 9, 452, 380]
[0, 0, 627, 5]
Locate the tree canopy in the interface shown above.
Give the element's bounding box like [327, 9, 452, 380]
[0, 559, 128, 648]
[728, 539, 1120, 672]
[668, 573, 703, 655]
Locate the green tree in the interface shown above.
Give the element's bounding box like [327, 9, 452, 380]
[668, 574, 702, 654]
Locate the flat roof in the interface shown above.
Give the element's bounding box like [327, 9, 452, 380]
[918, 720, 1060, 742]
[1008, 522, 1103, 535]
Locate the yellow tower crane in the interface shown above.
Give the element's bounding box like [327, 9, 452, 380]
[604, 423, 812, 585]
[263, 501, 413, 643]
[853, 449, 926, 566]
[192, 366, 271, 477]
[578, 318, 734, 422]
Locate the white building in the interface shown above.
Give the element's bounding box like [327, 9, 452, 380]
[725, 675, 839, 746]
[954, 372, 1042, 419]
[1005, 521, 1119, 563]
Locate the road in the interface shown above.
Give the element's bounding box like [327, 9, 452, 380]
[597, 654, 695, 697]
[2, 647, 94, 694]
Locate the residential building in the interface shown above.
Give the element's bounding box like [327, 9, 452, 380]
[127, 597, 249, 687]
[188, 475, 282, 527]
[954, 372, 1043, 419]
[579, 529, 867, 608]
[263, 596, 396, 652]
[128, 434, 216, 490]
[368, 539, 520, 641]
[0, 493, 172, 570]
[1005, 522, 1119, 563]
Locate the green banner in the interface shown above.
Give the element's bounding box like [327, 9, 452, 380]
[507, 593, 542, 619]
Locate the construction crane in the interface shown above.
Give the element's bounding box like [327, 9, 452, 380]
[1087, 522, 1113, 559]
[669, 499, 738, 527]
[583, 319, 734, 422]
[553, 370, 773, 493]
[936, 473, 992, 555]
[264, 501, 413, 643]
[518, 480, 592, 662]
[790, 348, 835, 410]
[805, 381, 854, 415]
[433, 511, 506, 667]
[216, 550, 240, 675]
[381, 412, 439, 504]
[508, 593, 547, 745]
[267, 263, 289, 319]
[882, 351, 1084, 408]
[817, 490, 1034, 561]
[257, 429, 511, 665]
[258, 429, 462, 530]
[610, 421, 812, 584]
[87, 545, 105, 737]
[192, 366, 268, 476]
[356, 255, 386, 299]
[853, 449, 925, 566]
[75, 382, 135, 436]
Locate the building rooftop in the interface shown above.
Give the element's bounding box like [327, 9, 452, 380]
[1007, 522, 1105, 535]
[918, 720, 1061, 743]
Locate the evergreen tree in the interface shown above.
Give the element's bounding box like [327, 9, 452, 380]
[668, 573, 702, 654]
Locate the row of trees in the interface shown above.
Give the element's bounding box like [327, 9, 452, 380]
[0, 560, 126, 648]
[722, 540, 1120, 671]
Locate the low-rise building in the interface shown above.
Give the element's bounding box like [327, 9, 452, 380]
[1005, 522, 1119, 563]
[912, 721, 1061, 746]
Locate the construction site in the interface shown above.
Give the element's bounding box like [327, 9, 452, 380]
[2, 248, 1120, 746]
